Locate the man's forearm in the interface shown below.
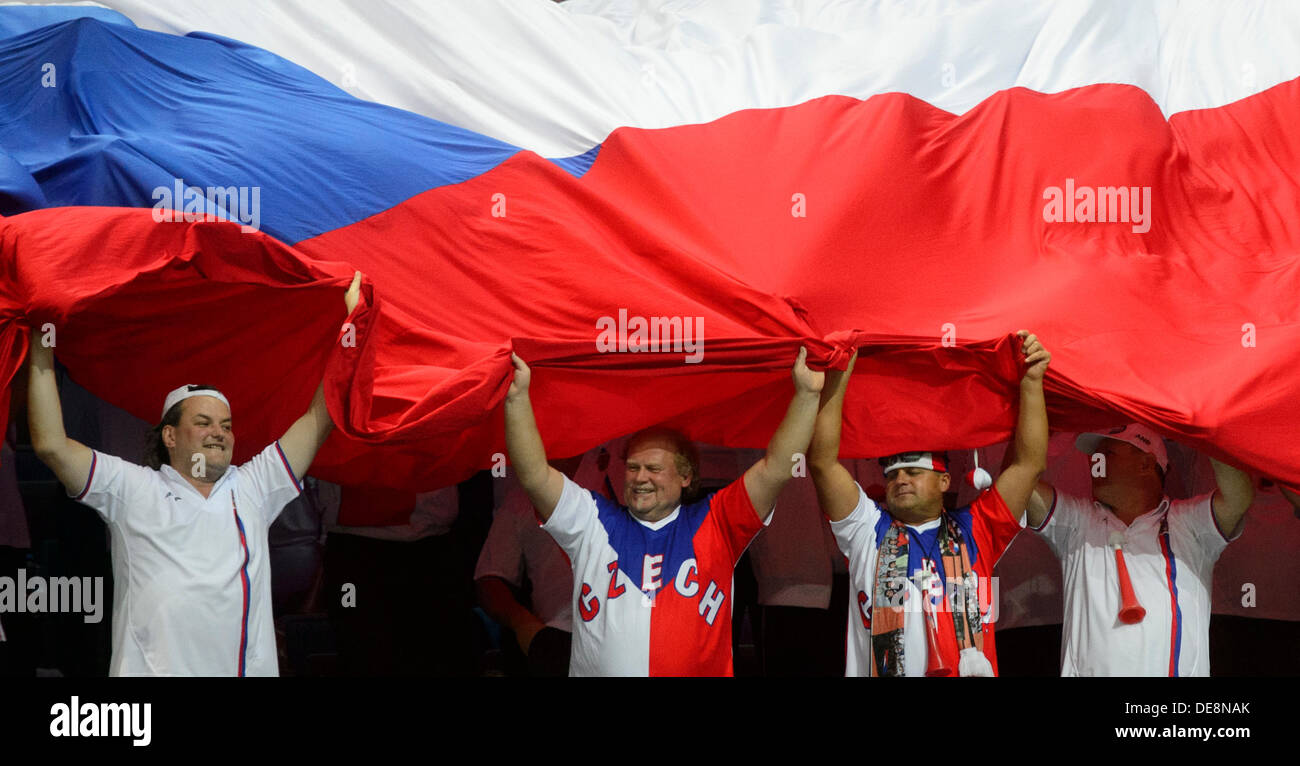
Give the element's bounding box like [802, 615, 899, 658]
[25, 333, 93, 494]
[993, 377, 1050, 522]
[504, 392, 550, 492]
[1010, 378, 1048, 473]
[760, 389, 820, 480]
[307, 381, 333, 439]
[809, 371, 849, 472]
[743, 387, 820, 521]
[278, 381, 334, 480]
[27, 340, 69, 457]
[807, 354, 862, 522]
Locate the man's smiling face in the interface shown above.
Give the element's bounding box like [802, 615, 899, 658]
[623, 438, 691, 523]
[164, 395, 233, 483]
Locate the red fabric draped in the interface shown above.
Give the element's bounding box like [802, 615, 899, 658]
[3, 82, 1299, 521]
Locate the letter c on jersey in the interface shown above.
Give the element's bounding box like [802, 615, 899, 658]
[578, 583, 599, 622]
[673, 558, 700, 597]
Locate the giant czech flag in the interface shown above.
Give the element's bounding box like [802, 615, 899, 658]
[1, 1, 1299, 523]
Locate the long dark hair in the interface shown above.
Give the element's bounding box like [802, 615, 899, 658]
[143, 385, 222, 470]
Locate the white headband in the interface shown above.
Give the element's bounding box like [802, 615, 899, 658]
[879, 451, 948, 475]
[161, 385, 230, 420]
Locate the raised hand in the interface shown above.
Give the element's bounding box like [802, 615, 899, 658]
[823, 348, 857, 399]
[792, 346, 825, 394]
[1017, 330, 1051, 384]
[344, 270, 363, 315]
[508, 352, 531, 399]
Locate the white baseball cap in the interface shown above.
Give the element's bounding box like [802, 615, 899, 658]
[161, 385, 230, 420]
[1075, 424, 1168, 472]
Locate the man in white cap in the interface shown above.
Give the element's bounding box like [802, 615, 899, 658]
[809, 331, 1052, 677]
[1024, 423, 1254, 676]
[24, 272, 361, 676]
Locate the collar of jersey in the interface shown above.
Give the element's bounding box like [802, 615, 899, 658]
[904, 517, 943, 534]
[632, 506, 681, 531]
[159, 461, 235, 501]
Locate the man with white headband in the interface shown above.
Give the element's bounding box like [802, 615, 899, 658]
[1023, 423, 1253, 676]
[808, 331, 1051, 677]
[25, 272, 362, 676]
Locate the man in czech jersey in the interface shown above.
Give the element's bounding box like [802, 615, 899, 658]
[809, 331, 1051, 676]
[503, 347, 823, 676]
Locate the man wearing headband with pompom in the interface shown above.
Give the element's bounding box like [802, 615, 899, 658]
[25, 272, 362, 676]
[1023, 423, 1253, 676]
[809, 331, 1051, 677]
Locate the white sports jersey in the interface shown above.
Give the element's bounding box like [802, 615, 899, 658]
[832, 483, 1021, 677]
[475, 483, 574, 631]
[1032, 491, 1234, 676]
[543, 475, 765, 676]
[73, 442, 301, 676]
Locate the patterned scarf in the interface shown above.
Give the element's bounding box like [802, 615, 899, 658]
[870, 513, 986, 677]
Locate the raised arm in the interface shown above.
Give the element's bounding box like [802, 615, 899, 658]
[997, 330, 1051, 525]
[1209, 458, 1253, 537]
[26, 328, 94, 496]
[742, 347, 824, 522]
[809, 349, 860, 522]
[503, 353, 565, 519]
[277, 271, 362, 480]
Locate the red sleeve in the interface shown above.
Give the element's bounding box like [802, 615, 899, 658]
[970, 485, 1022, 571]
[702, 478, 765, 566]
